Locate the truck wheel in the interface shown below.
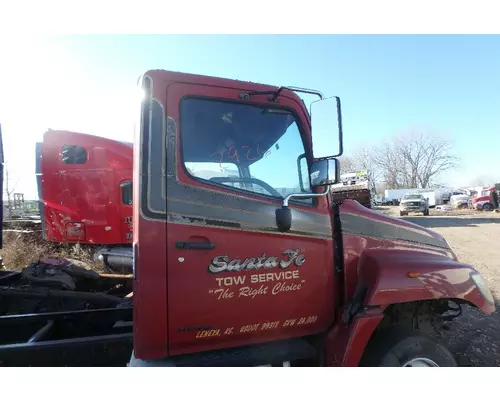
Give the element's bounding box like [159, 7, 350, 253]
[360, 328, 457, 367]
[483, 203, 493, 211]
[399, 211, 406, 216]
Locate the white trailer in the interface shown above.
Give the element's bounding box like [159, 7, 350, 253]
[385, 188, 444, 207]
[433, 188, 452, 205]
[420, 191, 437, 207]
[384, 189, 420, 205]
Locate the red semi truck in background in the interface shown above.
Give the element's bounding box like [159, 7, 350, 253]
[35, 129, 134, 272]
[0, 70, 496, 367]
[471, 185, 499, 211]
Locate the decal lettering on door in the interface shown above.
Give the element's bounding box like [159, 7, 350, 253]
[187, 316, 319, 340]
[208, 248, 305, 273]
[124, 216, 133, 229]
[207, 249, 307, 300]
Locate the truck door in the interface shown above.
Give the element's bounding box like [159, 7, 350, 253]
[163, 83, 336, 355]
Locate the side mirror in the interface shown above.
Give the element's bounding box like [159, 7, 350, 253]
[310, 159, 339, 188]
[275, 207, 293, 232]
[310, 96, 343, 159]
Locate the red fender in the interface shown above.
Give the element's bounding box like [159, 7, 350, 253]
[356, 248, 495, 312]
[325, 248, 495, 366]
[325, 309, 385, 367]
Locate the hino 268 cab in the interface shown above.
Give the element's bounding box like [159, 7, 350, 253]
[129, 70, 495, 367]
[0, 71, 494, 367]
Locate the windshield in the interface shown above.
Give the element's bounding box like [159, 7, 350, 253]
[403, 194, 424, 200]
[180, 98, 312, 203]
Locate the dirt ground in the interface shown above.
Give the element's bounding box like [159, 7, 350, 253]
[376, 206, 500, 366]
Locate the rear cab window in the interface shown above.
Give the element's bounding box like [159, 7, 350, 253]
[61, 145, 88, 164]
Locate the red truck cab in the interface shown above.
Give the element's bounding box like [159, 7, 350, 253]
[471, 186, 496, 211]
[130, 70, 495, 367]
[36, 130, 133, 270]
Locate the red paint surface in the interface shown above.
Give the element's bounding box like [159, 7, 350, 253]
[323, 200, 495, 367]
[133, 70, 495, 362]
[471, 186, 495, 209]
[339, 200, 495, 314]
[133, 70, 335, 360]
[325, 309, 384, 367]
[167, 81, 334, 356]
[39, 130, 133, 245]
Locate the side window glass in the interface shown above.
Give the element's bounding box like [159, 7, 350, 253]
[180, 98, 313, 204]
[121, 180, 133, 205]
[61, 145, 88, 164]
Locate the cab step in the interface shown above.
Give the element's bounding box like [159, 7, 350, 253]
[129, 338, 317, 367]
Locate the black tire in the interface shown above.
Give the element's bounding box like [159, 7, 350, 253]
[483, 203, 493, 211]
[360, 328, 457, 367]
[399, 211, 407, 217]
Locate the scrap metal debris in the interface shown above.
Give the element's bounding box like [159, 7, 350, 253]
[21, 258, 100, 290]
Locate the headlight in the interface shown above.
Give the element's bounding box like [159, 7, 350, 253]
[470, 272, 495, 305]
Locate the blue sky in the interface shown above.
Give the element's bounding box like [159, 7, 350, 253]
[1, 34, 499, 199]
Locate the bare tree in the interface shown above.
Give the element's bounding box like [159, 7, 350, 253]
[338, 155, 358, 174]
[3, 166, 20, 217]
[339, 148, 378, 175]
[351, 147, 380, 184]
[373, 131, 459, 189]
[373, 140, 406, 189]
[468, 175, 496, 188]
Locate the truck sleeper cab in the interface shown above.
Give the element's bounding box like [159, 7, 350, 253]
[131, 70, 495, 367]
[36, 130, 134, 272]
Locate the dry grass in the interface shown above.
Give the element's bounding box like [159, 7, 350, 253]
[0, 231, 104, 272]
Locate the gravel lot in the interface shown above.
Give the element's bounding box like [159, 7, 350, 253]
[377, 206, 500, 366]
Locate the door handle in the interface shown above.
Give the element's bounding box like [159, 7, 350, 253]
[175, 241, 215, 250]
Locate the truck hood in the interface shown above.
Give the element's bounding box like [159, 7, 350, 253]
[338, 200, 449, 250]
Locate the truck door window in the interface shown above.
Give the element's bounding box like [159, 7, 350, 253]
[121, 180, 133, 205]
[61, 145, 88, 164]
[180, 98, 312, 204]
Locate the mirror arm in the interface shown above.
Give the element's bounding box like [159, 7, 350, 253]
[297, 153, 307, 192]
[283, 186, 329, 207]
[281, 86, 324, 100]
